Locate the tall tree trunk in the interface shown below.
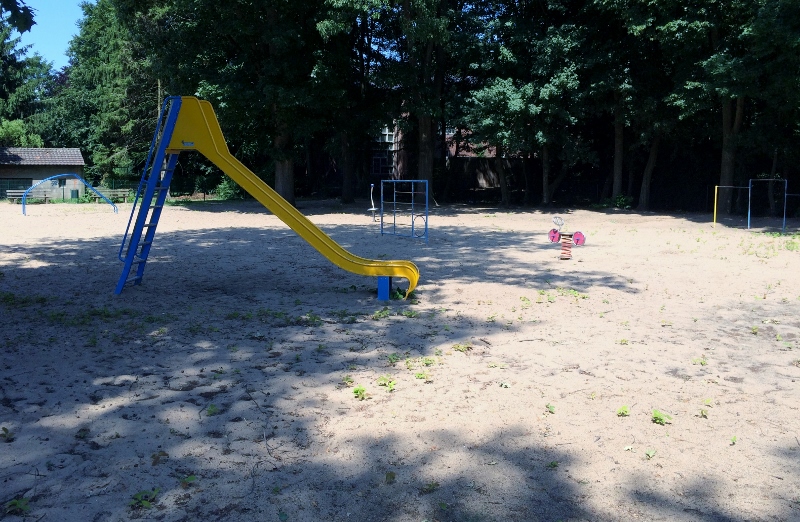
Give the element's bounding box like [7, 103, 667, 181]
[627, 165, 635, 200]
[275, 159, 295, 206]
[522, 154, 531, 205]
[601, 173, 612, 200]
[541, 144, 550, 205]
[340, 131, 354, 204]
[612, 103, 624, 199]
[496, 145, 509, 206]
[274, 133, 294, 206]
[637, 135, 660, 211]
[719, 96, 744, 214]
[442, 129, 461, 203]
[418, 114, 434, 182]
[768, 148, 778, 217]
[393, 125, 407, 179]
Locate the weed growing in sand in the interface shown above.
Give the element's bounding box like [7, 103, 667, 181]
[546, 461, 559, 469]
[499, 381, 510, 388]
[751, 326, 759, 335]
[415, 371, 432, 382]
[520, 296, 532, 308]
[341, 375, 354, 386]
[691, 355, 708, 366]
[0, 291, 47, 307]
[377, 375, 396, 392]
[372, 307, 391, 320]
[434, 348, 443, 356]
[651, 410, 672, 425]
[401, 310, 420, 318]
[421, 357, 436, 367]
[180, 475, 197, 489]
[617, 338, 629, 346]
[730, 436, 738, 445]
[617, 406, 630, 417]
[645, 449, 656, 460]
[545, 403, 555, 414]
[700, 409, 709, 418]
[206, 404, 220, 416]
[129, 489, 160, 509]
[557, 287, 588, 300]
[1, 427, 14, 442]
[452, 342, 472, 353]
[4, 498, 30, 515]
[353, 385, 369, 400]
[420, 481, 440, 494]
[387, 353, 401, 365]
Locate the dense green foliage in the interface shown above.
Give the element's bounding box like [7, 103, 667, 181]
[2, 0, 798, 211]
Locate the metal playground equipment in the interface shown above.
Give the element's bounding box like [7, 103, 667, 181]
[548, 216, 586, 260]
[18, 173, 118, 216]
[713, 179, 797, 231]
[380, 179, 429, 243]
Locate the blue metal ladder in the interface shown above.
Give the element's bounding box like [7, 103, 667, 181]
[114, 97, 183, 294]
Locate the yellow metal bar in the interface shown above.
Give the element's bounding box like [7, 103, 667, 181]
[713, 186, 718, 228]
[167, 96, 420, 297]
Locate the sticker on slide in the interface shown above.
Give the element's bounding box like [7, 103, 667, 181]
[548, 229, 561, 243]
[573, 231, 586, 246]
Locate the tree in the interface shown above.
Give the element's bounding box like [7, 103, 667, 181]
[42, 0, 156, 180]
[0, 118, 42, 146]
[0, 17, 48, 146]
[0, 0, 33, 32]
[113, 0, 334, 205]
[463, 1, 586, 205]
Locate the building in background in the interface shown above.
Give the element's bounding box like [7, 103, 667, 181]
[0, 148, 86, 199]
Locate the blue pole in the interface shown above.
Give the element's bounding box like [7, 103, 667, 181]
[424, 180, 429, 243]
[410, 181, 415, 239]
[392, 181, 397, 235]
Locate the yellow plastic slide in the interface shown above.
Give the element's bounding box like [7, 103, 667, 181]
[166, 96, 419, 297]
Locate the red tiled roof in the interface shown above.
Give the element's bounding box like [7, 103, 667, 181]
[0, 148, 85, 166]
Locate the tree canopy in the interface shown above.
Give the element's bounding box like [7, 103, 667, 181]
[3, 0, 798, 212]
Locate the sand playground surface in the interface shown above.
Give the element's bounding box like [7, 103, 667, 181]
[1, 198, 800, 521]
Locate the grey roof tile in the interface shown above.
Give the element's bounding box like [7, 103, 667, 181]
[0, 148, 85, 166]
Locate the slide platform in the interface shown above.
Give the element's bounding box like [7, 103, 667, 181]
[166, 96, 419, 297]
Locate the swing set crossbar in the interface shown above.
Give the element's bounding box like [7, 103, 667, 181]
[713, 180, 790, 232]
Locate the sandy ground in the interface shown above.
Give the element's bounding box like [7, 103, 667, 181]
[1, 198, 799, 522]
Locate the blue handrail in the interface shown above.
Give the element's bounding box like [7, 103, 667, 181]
[20, 174, 118, 216]
[118, 96, 180, 262]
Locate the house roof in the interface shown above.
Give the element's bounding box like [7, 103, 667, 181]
[0, 148, 85, 166]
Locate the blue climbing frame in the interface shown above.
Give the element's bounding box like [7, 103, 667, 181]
[380, 179, 429, 243]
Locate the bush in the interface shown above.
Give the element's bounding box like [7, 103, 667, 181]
[215, 175, 244, 200]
